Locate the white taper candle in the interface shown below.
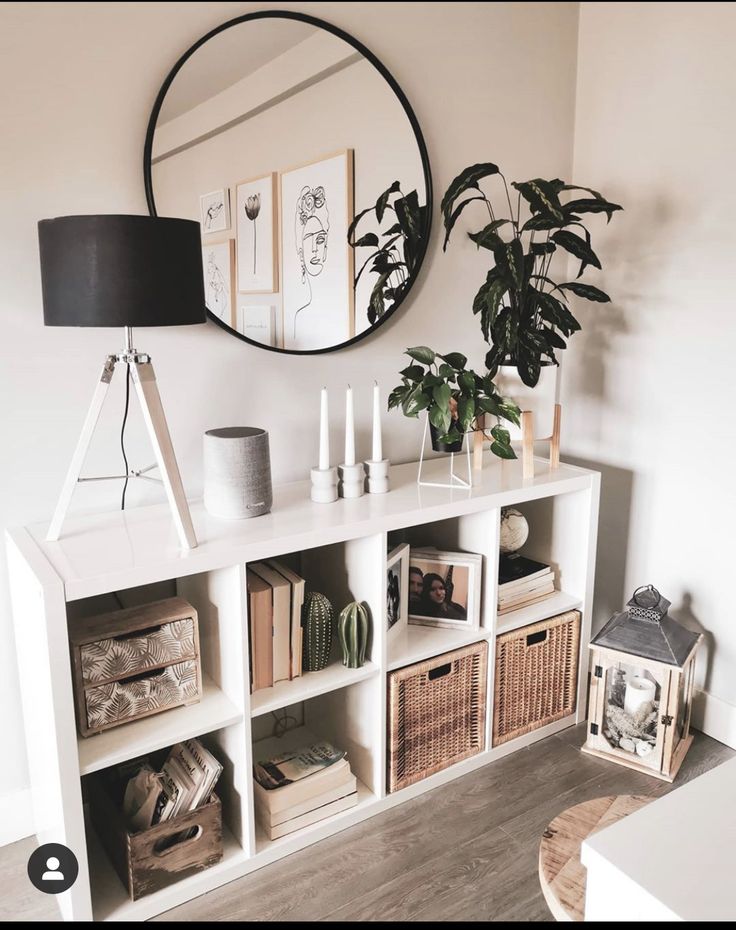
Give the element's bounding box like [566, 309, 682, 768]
[345, 385, 355, 467]
[318, 387, 329, 470]
[371, 381, 382, 462]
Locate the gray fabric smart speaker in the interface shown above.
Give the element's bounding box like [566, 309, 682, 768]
[203, 427, 272, 519]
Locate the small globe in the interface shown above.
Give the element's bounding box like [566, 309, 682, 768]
[500, 507, 529, 554]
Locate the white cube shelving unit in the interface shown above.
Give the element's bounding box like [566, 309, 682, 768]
[7, 455, 599, 921]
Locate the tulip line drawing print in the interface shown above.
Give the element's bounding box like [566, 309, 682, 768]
[244, 193, 261, 275]
[236, 174, 277, 295]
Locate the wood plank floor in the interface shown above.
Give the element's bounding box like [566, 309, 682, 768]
[1, 725, 731, 922]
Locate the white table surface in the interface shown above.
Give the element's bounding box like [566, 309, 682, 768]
[582, 755, 736, 921]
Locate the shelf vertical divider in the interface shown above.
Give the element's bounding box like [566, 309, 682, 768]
[177, 563, 255, 857]
[6, 528, 93, 921]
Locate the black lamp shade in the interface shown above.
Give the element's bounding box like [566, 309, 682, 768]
[38, 215, 206, 327]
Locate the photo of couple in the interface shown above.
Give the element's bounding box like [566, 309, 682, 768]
[408, 559, 469, 623]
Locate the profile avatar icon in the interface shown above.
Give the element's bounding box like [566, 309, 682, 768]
[42, 856, 64, 881]
[27, 842, 79, 894]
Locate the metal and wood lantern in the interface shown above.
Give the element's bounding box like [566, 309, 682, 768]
[582, 585, 702, 782]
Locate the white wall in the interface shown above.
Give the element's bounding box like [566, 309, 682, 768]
[0, 1, 579, 838]
[566, 2, 736, 716]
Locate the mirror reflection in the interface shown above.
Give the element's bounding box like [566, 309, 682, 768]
[147, 16, 430, 353]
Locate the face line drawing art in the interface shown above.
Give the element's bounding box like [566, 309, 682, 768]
[294, 185, 329, 339]
[205, 249, 228, 319]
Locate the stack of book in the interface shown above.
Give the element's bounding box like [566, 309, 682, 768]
[498, 553, 555, 615]
[247, 561, 306, 692]
[253, 729, 357, 841]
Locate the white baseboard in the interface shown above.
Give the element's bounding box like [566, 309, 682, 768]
[692, 688, 736, 750]
[0, 788, 33, 847]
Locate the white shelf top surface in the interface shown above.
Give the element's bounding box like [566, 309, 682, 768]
[495, 590, 582, 636]
[388, 623, 491, 672]
[582, 756, 736, 921]
[250, 661, 379, 717]
[18, 456, 596, 601]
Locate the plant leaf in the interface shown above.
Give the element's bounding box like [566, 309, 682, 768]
[399, 364, 425, 382]
[531, 241, 557, 255]
[353, 232, 379, 248]
[491, 440, 517, 460]
[439, 352, 468, 371]
[405, 346, 436, 365]
[494, 239, 524, 290]
[563, 198, 623, 222]
[432, 382, 452, 412]
[521, 214, 564, 233]
[552, 230, 601, 272]
[375, 181, 401, 224]
[458, 370, 475, 394]
[512, 179, 565, 221]
[491, 424, 510, 445]
[559, 281, 611, 302]
[468, 219, 509, 251]
[387, 387, 407, 410]
[441, 194, 487, 250]
[441, 163, 499, 223]
[428, 402, 451, 433]
[403, 385, 431, 417]
[457, 395, 475, 432]
[498, 401, 521, 427]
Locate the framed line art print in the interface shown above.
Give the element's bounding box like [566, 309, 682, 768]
[236, 173, 278, 294]
[408, 549, 482, 631]
[387, 543, 410, 637]
[202, 239, 236, 327]
[280, 150, 354, 352]
[199, 188, 230, 234]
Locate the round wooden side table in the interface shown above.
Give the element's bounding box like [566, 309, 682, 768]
[539, 794, 652, 921]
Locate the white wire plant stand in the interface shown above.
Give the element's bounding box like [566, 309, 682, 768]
[416, 414, 473, 489]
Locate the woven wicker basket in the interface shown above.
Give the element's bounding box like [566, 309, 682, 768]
[493, 610, 581, 747]
[387, 641, 488, 793]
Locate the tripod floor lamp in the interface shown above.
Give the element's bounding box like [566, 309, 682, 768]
[38, 215, 207, 550]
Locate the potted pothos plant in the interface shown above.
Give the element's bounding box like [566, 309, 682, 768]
[348, 182, 428, 325]
[388, 347, 520, 459]
[441, 163, 621, 435]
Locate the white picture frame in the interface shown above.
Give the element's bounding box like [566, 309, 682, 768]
[280, 149, 354, 351]
[387, 543, 410, 637]
[202, 239, 235, 327]
[236, 173, 278, 294]
[236, 303, 276, 347]
[408, 548, 482, 631]
[199, 188, 230, 234]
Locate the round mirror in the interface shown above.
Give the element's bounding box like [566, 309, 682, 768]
[144, 11, 432, 354]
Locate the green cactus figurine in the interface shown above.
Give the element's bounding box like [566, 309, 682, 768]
[337, 601, 370, 669]
[302, 592, 334, 672]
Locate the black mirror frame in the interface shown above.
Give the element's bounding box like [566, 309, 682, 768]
[143, 9, 433, 356]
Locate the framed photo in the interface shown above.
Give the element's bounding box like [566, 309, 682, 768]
[387, 543, 410, 636]
[408, 549, 482, 631]
[280, 149, 354, 351]
[236, 173, 278, 294]
[202, 239, 235, 327]
[236, 303, 276, 347]
[200, 188, 230, 234]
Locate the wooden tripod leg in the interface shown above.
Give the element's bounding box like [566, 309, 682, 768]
[521, 410, 534, 479]
[550, 404, 562, 469]
[46, 356, 116, 541]
[130, 361, 198, 550]
[473, 413, 485, 472]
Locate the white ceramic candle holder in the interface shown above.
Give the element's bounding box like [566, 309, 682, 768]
[364, 458, 390, 494]
[338, 462, 364, 499]
[310, 466, 338, 504]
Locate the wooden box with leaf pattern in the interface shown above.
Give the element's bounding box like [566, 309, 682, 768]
[69, 597, 201, 737]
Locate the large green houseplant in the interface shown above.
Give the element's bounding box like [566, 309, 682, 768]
[441, 163, 622, 387]
[388, 347, 520, 459]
